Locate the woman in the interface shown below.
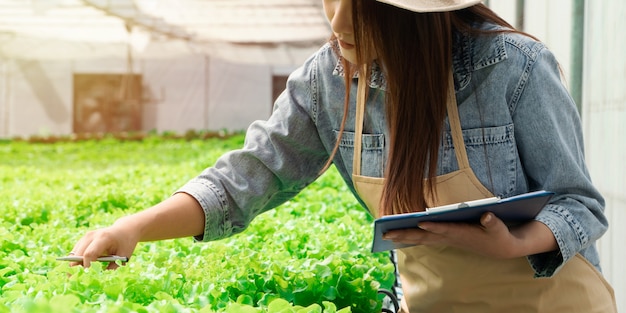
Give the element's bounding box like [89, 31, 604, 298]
[70, 0, 616, 311]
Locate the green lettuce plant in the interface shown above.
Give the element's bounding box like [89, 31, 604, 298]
[0, 135, 394, 312]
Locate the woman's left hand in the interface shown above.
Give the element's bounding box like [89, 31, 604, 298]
[382, 212, 557, 259]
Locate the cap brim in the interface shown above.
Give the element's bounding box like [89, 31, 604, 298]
[375, 0, 482, 12]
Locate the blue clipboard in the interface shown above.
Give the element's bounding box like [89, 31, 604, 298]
[371, 190, 554, 253]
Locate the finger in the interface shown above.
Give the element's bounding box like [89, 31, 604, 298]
[105, 248, 134, 270]
[81, 231, 118, 268]
[106, 262, 120, 270]
[413, 222, 484, 247]
[480, 212, 494, 227]
[68, 231, 97, 267]
[383, 228, 434, 245]
[480, 212, 506, 233]
[415, 221, 461, 236]
[383, 228, 425, 239]
[86, 231, 137, 270]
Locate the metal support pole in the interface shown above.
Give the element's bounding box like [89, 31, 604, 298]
[204, 55, 210, 130]
[571, 0, 585, 114]
[1, 60, 10, 138]
[516, 0, 525, 30]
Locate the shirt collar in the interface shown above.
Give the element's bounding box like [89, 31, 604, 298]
[329, 25, 509, 93]
[330, 40, 387, 91]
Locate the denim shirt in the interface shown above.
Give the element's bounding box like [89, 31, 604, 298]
[177, 24, 607, 278]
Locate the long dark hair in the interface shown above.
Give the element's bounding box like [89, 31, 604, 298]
[348, 3, 521, 216]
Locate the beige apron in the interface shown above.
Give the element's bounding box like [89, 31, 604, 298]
[351, 73, 617, 312]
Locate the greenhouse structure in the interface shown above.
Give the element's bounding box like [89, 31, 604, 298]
[0, 0, 624, 311]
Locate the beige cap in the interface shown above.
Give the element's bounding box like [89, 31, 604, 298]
[375, 0, 482, 12]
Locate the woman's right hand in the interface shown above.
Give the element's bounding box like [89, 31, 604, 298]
[69, 216, 140, 269]
[67, 192, 206, 269]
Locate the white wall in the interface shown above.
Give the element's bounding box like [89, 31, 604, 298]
[489, 0, 574, 80]
[489, 1, 625, 311]
[0, 55, 277, 138]
[206, 58, 273, 131]
[524, 0, 573, 81]
[2, 59, 73, 137]
[582, 1, 626, 311]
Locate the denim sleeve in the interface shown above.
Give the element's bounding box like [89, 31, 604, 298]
[510, 47, 607, 277]
[176, 54, 329, 242]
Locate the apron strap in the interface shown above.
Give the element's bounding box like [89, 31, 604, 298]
[354, 69, 469, 174]
[353, 64, 369, 176]
[445, 72, 471, 170]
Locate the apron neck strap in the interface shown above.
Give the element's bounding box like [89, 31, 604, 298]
[446, 72, 470, 170]
[353, 68, 470, 177]
[353, 64, 368, 176]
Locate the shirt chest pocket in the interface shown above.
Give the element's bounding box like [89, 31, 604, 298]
[334, 130, 386, 178]
[439, 123, 519, 197]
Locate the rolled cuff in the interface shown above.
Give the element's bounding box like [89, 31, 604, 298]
[175, 178, 231, 242]
[530, 204, 583, 277]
